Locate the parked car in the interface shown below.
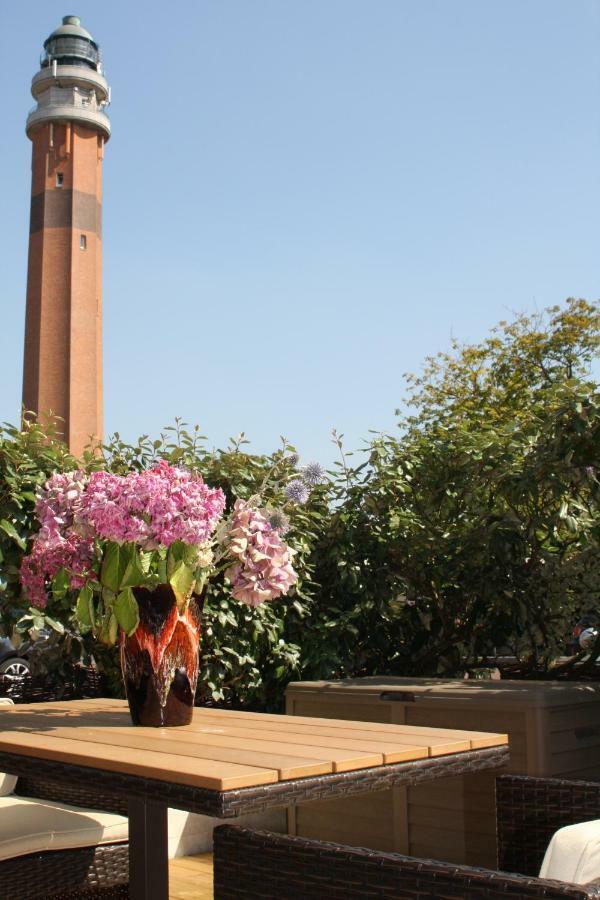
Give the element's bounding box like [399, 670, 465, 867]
[568, 613, 599, 656]
[0, 630, 55, 678]
[0, 637, 32, 677]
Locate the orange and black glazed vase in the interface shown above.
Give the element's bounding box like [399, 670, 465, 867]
[120, 585, 201, 727]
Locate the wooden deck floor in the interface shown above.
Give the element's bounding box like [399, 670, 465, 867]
[170, 853, 214, 899]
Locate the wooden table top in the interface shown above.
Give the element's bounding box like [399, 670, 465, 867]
[0, 698, 508, 793]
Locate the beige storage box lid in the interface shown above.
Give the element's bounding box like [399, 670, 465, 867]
[288, 678, 600, 709]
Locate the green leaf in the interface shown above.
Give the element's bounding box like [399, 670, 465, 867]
[109, 612, 118, 645]
[44, 615, 65, 634]
[0, 519, 25, 549]
[194, 569, 208, 595]
[114, 588, 140, 636]
[100, 611, 118, 646]
[120, 548, 147, 588]
[100, 542, 130, 592]
[51, 569, 70, 600]
[166, 541, 186, 577]
[183, 544, 201, 566]
[169, 560, 195, 609]
[76, 586, 94, 628]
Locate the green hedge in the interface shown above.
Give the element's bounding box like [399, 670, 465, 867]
[2, 299, 599, 708]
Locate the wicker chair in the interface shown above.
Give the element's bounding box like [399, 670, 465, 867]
[0, 676, 129, 899]
[4, 777, 129, 900]
[213, 775, 600, 899]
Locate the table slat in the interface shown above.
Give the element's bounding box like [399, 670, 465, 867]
[1, 705, 442, 765]
[38, 699, 508, 749]
[177, 721, 459, 760]
[6, 715, 386, 773]
[194, 705, 509, 749]
[0, 728, 279, 790]
[5, 721, 336, 780]
[190, 720, 470, 756]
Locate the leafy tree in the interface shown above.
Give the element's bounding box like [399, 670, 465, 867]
[1, 299, 599, 708]
[309, 299, 600, 676]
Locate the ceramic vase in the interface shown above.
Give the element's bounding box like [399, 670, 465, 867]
[120, 584, 200, 727]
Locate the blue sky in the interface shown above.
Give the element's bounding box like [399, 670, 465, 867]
[1, 1, 598, 465]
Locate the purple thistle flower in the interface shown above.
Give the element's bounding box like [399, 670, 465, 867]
[268, 509, 290, 536]
[301, 461, 325, 487]
[286, 452, 300, 467]
[285, 479, 310, 505]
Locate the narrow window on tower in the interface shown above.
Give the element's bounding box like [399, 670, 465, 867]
[80, 234, 87, 250]
[56, 172, 64, 187]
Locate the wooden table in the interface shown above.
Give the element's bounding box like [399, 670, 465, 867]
[0, 698, 508, 899]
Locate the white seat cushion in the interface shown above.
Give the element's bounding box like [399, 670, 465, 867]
[540, 819, 600, 884]
[0, 793, 286, 862]
[0, 796, 128, 861]
[0, 773, 17, 797]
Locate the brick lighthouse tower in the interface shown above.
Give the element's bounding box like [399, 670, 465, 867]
[22, 16, 110, 456]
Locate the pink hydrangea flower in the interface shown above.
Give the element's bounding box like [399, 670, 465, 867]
[20, 470, 94, 608]
[80, 461, 226, 549]
[224, 500, 298, 607]
[35, 470, 88, 543]
[20, 463, 226, 607]
[20, 537, 94, 609]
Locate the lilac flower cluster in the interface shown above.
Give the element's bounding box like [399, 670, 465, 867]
[81, 461, 226, 549]
[224, 500, 298, 607]
[20, 471, 94, 608]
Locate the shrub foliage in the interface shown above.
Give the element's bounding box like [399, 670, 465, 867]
[1, 299, 599, 707]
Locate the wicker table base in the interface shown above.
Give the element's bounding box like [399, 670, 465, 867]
[0, 744, 508, 818]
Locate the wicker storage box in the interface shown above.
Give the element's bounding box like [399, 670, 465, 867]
[285, 677, 600, 868]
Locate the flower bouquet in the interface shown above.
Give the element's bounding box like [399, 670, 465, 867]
[20, 459, 319, 726]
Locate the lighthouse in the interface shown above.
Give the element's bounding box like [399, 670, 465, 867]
[22, 16, 110, 456]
